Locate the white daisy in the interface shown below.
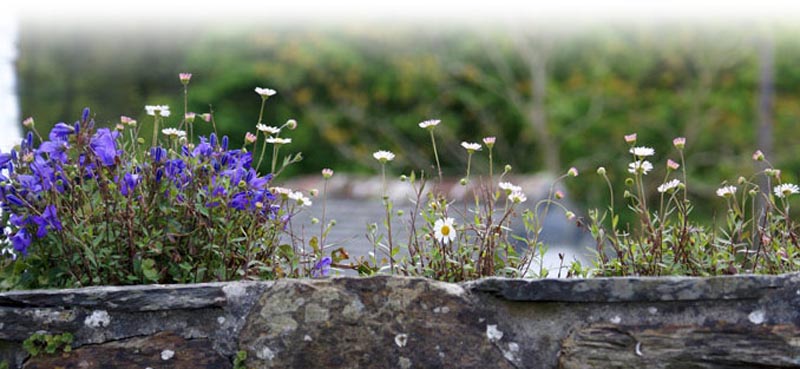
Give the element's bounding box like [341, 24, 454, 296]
[774, 183, 800, 198]
[255, 87, 277, 98]
[433, 217, 456, 244]
[288, 191, 312, 206]
[256, 124, 281, 134]
[373, 150, 395, 163]
[629, 146, 655, 157]
[145, 105, 170, 117]
[508, 191, 527, 204]
[657, 179, 681, 193]
[498, 182, 522, 194]
[265, 137, 291, 145]
[161, 128, 187, 138]
[716, 185, 737, 198]
[271, 187, 293, 198]
[418, 119, 441, 129]
[460, 142, 482, 152]
[628, 160, 653, 175]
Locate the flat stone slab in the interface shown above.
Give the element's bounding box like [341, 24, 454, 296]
[467, 274, 791, 302]
[1, 274, 800, 368]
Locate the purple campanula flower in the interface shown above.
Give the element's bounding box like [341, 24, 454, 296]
[31, 205, 61, 238]
[0, 153, 10, 168]
[151, 147, 167, 163]
[49, 123, 75, 141]
[221, 136, 229, 151]
[5, 194, 25, 207]
[90, 128, 119, 167]
[74, 121, 81, 135]
[311, 257, 332, 278]
[209, 133, 218, 148]
[193, 137, 213, 157]
[24, 132, 33, 149]
[11, 228, 31, 255]
[39, 140, 69, 163]
[229, 192, 250, 210]
[119, 172, 140, 196]
[155, 168, 164, 183]
[81, 107, 90, 123]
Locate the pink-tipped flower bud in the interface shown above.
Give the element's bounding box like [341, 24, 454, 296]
[673, 137, 686, 150]
[555, 190, 564, 199]
[179, 72, 192, 85]
[245, 132, 257, 144]
[753, 150, 765, 161]
[185, 112, 196, 123]
[567, 167, 579, 177]
[22, 117, 34, 128]
[482, 136, 496, 149]
[667, 159, 680, 170]
[322, 168, 334, 179]
[201, 113, 212, 123]
[624, 133, 637, 144]
[285, 119, 298, 130]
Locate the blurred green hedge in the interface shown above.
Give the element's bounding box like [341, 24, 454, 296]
[16, 21, 800, 217]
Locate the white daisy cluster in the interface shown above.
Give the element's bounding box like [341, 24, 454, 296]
[161, 128, 187, 138]
[256, 124, 281, 134]
[716, 185, 737, 198]
[418, 119, 441, 129]
[255, 87, 277, 98]
[657, 179, 681, 193]
[373, 150, 396, 163]
[774, 183, 800, 198]
[628, 160, 653, 175]
[145, 105, 171, 117]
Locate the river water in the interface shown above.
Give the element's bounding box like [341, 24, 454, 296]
[291, 196, 594, 277]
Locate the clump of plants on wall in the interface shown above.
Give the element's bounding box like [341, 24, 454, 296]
[2, 72, 800, 291]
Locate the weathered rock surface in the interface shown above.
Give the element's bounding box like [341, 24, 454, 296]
[23, 332, 231, 369]
[1, 274, 800, 368]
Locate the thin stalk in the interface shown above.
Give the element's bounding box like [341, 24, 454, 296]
[429, 130, 442, 184]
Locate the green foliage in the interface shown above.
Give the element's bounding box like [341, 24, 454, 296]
[589, 136, 800, 276]
[233, 350, 248, 369]
[17, 22, 800, 223]
[22, 332, 73, 357]
[0, 79, 330, 290]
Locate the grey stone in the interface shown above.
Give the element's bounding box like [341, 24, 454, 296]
[1, 274, 800, 368]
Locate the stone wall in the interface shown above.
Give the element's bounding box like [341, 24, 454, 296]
[1, 274, 798, 368]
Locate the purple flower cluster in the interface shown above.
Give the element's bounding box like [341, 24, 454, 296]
[1, 108, 276, 257]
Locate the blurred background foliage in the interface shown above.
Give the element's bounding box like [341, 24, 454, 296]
[15, 20, 800, 218]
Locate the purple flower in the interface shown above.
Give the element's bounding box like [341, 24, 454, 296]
[24, 132, 33, 149]
[49, 123, 75, 141]
[39, 140, 69, 163]
[5, 194, 25, 207]
[151, 147, 167, 163]
[90, 128, 119, 167]
[81, 107, 90, 122]
[221, 136, 229, 151]
[0, 153, 10, 168]
[311, 257, 332, 278]
[11, 228, 31, 255]
[119, 172, 140, 196]
[31, 205, 62, 238]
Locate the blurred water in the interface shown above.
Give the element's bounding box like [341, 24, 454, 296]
[0, 16, 20, 153]
[294, 198, 594, 278]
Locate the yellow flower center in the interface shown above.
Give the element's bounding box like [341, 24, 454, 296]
[441, 225, 451, 236]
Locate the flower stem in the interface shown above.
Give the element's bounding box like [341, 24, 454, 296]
[151, 116, 159, 148]
[429, 130, 442, 184]
[257, 98, 266, 124]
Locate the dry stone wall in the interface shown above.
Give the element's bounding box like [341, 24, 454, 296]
[1, 274, 798, 368]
